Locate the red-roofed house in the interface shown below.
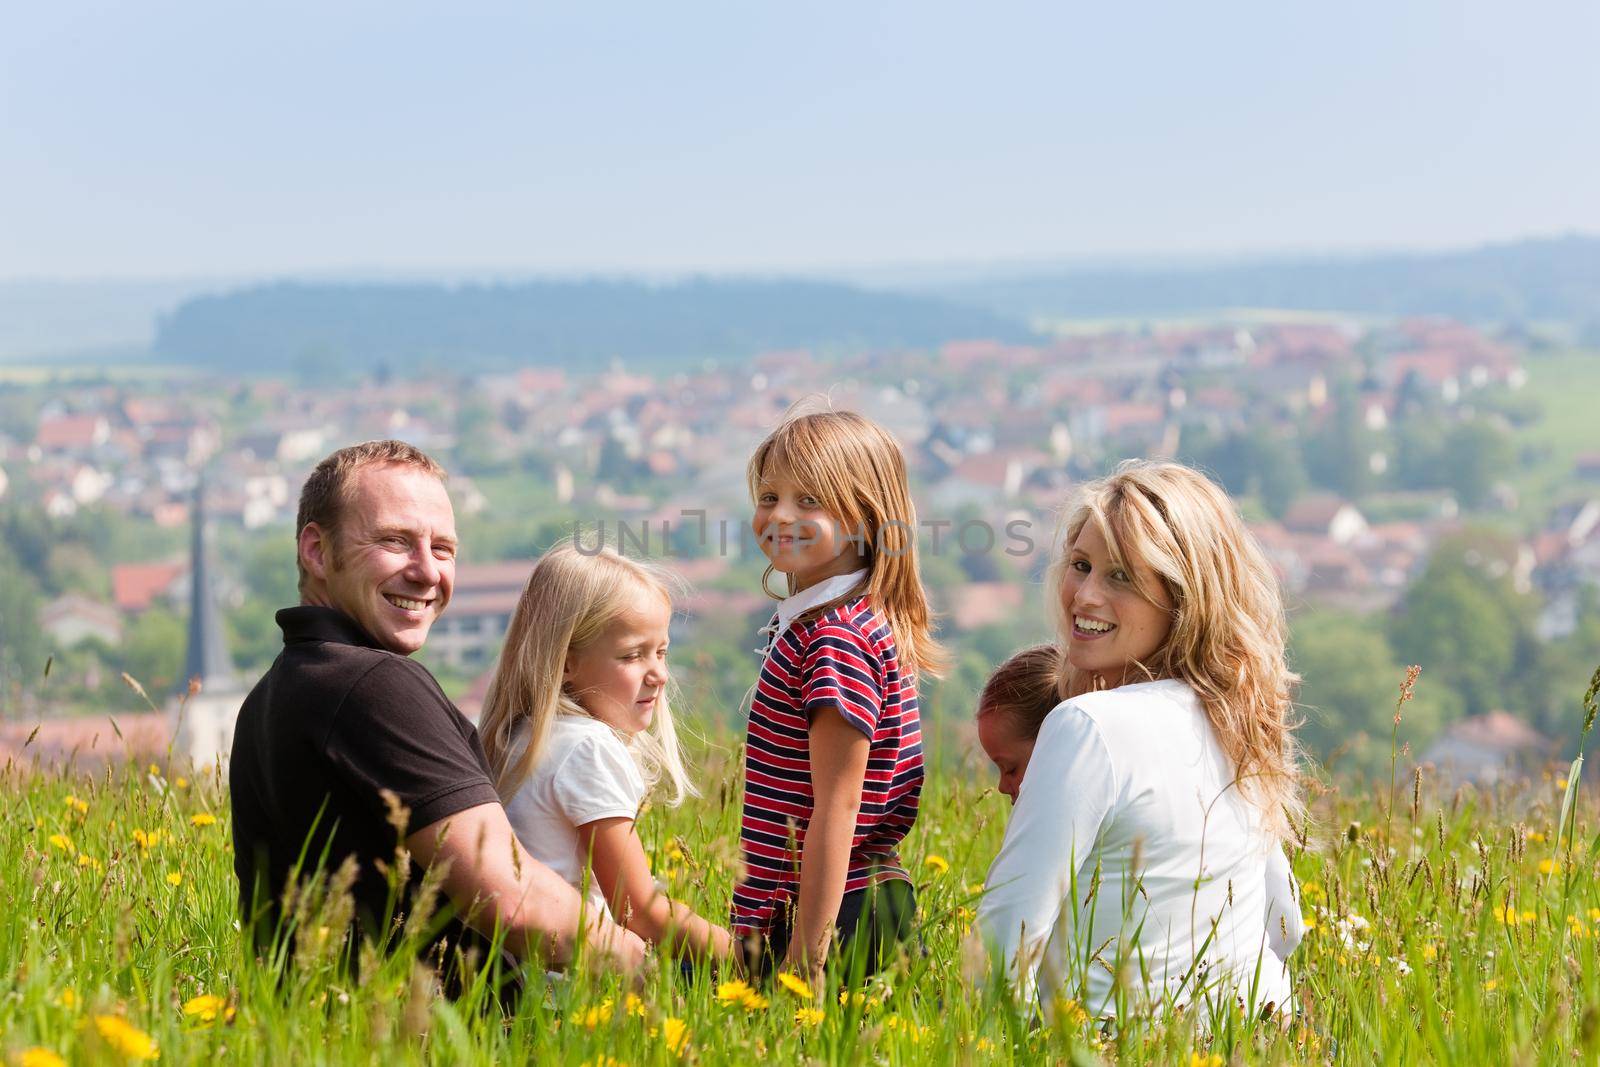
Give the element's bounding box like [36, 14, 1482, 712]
[41, 595, 124, 648]
[1420, 711, 1553, 784]
[946, 582, 1026, 632]
[1283, 497, 1369, 546]
[35, 414, 110, 452]
[112, 561, 187, 614]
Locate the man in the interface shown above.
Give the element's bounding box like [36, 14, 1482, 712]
[229, 440, 645, 986]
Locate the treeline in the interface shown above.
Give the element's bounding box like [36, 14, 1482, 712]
[151, 278, 1034, 374]
[931, 234, 1600, 327]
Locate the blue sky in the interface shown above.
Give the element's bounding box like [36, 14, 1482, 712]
[2, 0, 1597, 279]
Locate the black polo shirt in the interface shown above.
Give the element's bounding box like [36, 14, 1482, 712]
[229, 606, 501, 969]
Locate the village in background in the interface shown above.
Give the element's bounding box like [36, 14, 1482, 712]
[2, 307, 1598, 784]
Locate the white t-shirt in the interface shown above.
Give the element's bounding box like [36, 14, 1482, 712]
[504, 715, 647, 920]
[976, 678, 1303, 1019]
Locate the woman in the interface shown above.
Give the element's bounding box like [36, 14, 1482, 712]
[976, 460, 1304, 1020]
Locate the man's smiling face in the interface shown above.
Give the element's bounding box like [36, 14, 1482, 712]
[303, 464, 457, 655]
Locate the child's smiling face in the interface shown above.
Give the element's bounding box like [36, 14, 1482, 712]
[752, 469, 864, 592]
[563, 587, 672, 736]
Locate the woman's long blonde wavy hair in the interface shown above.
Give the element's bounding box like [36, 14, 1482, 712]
[479, 538, 695, 806]
[1048, 460, 1303, 839]
[747, 407, 947, 679]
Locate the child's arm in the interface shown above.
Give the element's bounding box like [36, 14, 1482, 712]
[578, 816, 735, 964]
[783, 705, 870, 976]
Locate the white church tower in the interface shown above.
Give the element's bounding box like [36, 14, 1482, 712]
[170, 475, 245, 769]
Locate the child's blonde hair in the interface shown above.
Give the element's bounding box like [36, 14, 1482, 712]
[746, 407, 946, 679]
[479, 537, 695, 806]
[1047, 459, 1303, 838]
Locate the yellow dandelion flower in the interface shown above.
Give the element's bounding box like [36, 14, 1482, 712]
[976, 1037, 995, 1052]
[183, 994, 228, 1023]
[1484, 979, 1498, 992]
[716, 980, 754, 1005]
[625, 993, 646, 1018]
[148, 764, 161, 776]
[1526, 831, 1545, 843]
[794, 1006, 825, 1026]
[777, 971, 814, 999]
[63, 795, 88, 814]
[1189, 1054, 1224, 1067]
[1052, 999, 1089, 1027]
[47, 833, 74, 854]
[924, 854, 950, 875]
[1537, 859, 1559, 875]
[56, 988, 78, 1009]
[1301, 882, 1324, 899]
[1557, 778, 1569, 790]
[1589, 908, 1600, 923]
[580, 1058, 626, 1067]
[575, 998, 615, 1029]
[175, 777, 189, 789]
[658, 1017, 689, 1055]
[191, 812, 217, 828]
[91, 1015, 159, 1060]
[1302, 912, 1318, 931]
[1422, 944, 1438, 960]
[1520, 909, 1536, 923]
[16, 1048, 68, 1067]
[132, 829, 164, 850]
[166, 871, 183, 887]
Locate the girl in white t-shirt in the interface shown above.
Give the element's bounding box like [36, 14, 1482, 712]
[976, 460, 1304, 1021]
[479, 538, 734, 965]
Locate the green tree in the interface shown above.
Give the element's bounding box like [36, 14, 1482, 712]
[0, 554, 47, 701]
[1441, 418, 1513, 510]
[1388, 534, 1535, 717]
[117, 608, 186, 698]
[1304, 382, 1378, 499]
[1292, 610, 1454, 774]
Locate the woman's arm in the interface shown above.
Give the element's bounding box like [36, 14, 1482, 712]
[975, 704, 1115, 1004]
[1263, 841, 1304, 962]
[783, 705, 870, 976]
[578, 816, 735, 964]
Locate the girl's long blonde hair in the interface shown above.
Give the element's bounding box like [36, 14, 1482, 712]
[747, 408, 947, 679]
[1047, 460, 1303, 838]
[479, 538, 695, 806]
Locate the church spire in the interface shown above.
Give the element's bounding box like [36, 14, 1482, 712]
[180, 473, 238, 694]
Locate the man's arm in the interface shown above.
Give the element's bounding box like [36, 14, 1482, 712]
[406, 801, 647, 972]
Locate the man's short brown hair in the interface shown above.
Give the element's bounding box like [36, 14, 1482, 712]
[295, 440, 448, 593]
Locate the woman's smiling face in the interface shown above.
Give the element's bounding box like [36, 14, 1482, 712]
[1059, 520, 1174, 687]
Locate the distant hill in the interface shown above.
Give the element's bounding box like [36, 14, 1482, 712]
[151, 277, 1036, 372]
[917, 235, 1600, 327]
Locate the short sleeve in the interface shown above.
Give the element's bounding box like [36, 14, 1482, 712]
[323, 659, 500, 834]
[798, 622, 884, 736]
[551, 728, 647, 827]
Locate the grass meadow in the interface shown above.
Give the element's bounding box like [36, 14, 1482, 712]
[3, 665, 1599, 1066]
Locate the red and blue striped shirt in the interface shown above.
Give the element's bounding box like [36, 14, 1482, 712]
[731, 594, 924, 937]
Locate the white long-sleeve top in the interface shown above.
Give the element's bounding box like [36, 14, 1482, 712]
[976, 679, 1303, 1019]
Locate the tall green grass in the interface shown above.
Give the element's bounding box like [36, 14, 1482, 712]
[2, 666, 1597, 1064]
